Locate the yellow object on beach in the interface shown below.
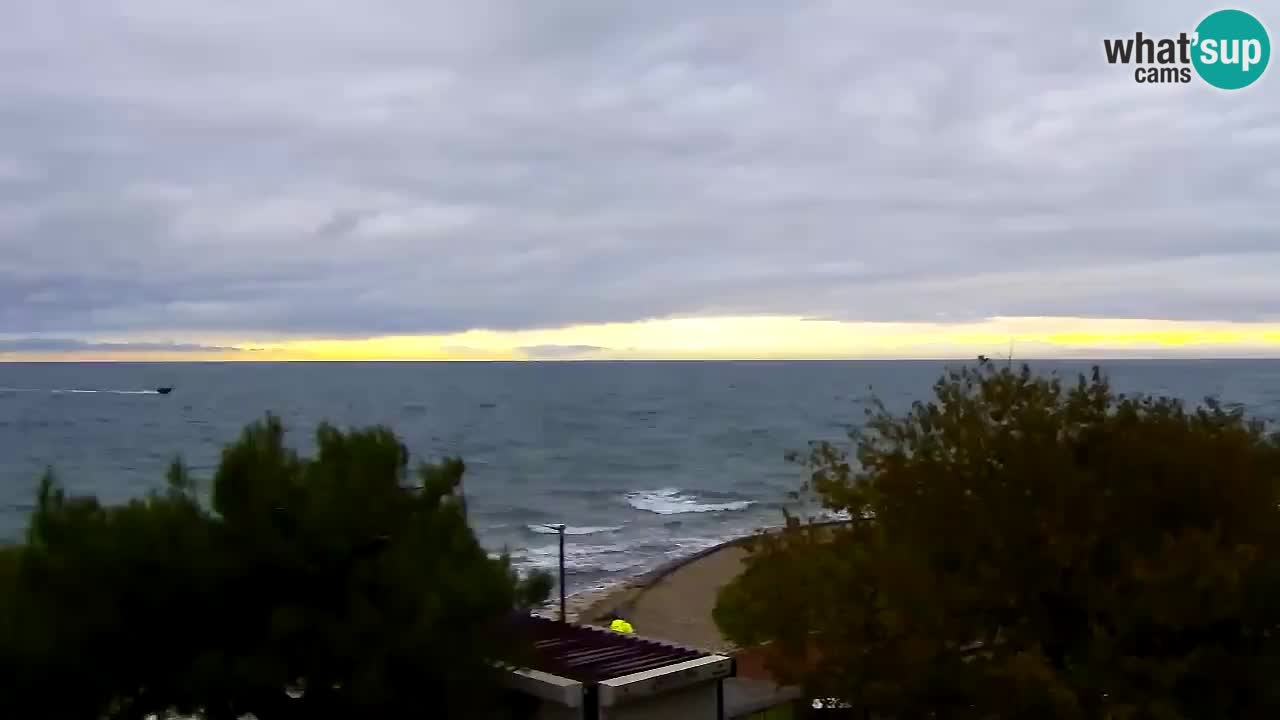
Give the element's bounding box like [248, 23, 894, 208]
[610, 618, 634, 634]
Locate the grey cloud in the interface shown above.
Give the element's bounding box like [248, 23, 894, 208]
[1, 1, 1278, 340]
[518, 345, 610, 360]
[0, 337, 233, 353]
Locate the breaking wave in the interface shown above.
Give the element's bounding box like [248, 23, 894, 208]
[512, 535, 727, 575]
[625, 488, 754, 515]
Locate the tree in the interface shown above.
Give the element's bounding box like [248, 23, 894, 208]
[0, 415, 550, 719]
[715, 359, 1280, 719]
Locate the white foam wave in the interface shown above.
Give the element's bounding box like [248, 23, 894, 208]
[527, 524, 622, 536]
[516, 542, 654, 574]
[625, 488, 753, 515]
[513, 530, 732, 573]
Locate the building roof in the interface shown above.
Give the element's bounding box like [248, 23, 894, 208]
[512, 614, 711, 683]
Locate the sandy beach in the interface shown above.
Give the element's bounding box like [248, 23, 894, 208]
[531, 519, 854, 652]
[530, 519, 852, 654]
[531, 534, 754, 651]
[604, 543, 750, 651]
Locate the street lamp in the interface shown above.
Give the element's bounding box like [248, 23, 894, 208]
[541, 523, 567, 622]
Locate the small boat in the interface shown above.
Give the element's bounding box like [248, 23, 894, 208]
[156, 387, 173, 395]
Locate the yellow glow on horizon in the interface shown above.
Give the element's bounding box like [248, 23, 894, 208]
[262, 316, 1280, 360]
[7, 316, 1280, 362]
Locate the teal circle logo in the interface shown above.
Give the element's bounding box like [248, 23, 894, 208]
[1192, 9, 1270, 89]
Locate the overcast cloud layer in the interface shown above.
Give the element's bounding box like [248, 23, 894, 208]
[1, 1, 1278, 342]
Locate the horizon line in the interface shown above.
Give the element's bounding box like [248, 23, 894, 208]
[4, 356, 1280, 364]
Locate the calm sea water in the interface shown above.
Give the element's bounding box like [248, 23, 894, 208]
[2, 360, 1279, 592]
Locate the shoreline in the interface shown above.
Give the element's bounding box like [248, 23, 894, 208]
[536, 519, 852, 645]
[543, 532, 759, 624]
[574, 532, 759, 623]
[531, 532, 759, 624]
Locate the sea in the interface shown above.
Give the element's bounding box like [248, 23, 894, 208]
[2, 360, 1278, 595]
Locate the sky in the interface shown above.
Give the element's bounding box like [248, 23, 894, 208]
[1, 1, 1278, 361]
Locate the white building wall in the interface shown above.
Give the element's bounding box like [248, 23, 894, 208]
[504, 667, 585, 720]
[600, 683, 719, 720]
[535, 702, 585, 720]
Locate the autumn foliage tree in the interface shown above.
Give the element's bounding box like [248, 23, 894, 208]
[0, 415, 550, 719]
[715, 359, 1280, 719]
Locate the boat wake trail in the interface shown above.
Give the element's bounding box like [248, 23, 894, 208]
[0, 388, 162, 395]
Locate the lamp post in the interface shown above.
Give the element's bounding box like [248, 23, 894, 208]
[543, 523, 567, 622]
